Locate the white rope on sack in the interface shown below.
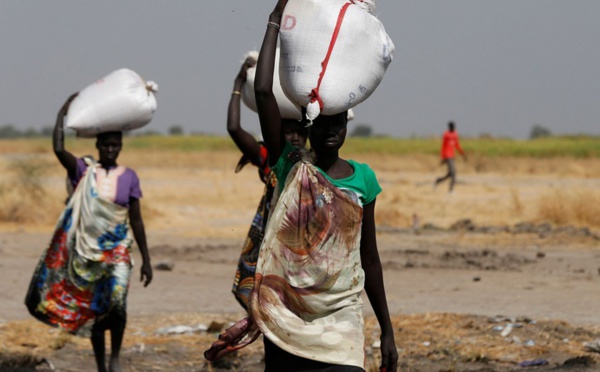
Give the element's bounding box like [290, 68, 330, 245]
[145, 81, 159, 94]
[243, 50, 259, 65]
[350, 0, 376, 13]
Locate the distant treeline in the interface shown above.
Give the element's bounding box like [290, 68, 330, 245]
[0, 124, 207, 138]
[98, 135, 600, 158]
[2, 124, 599, 158]
[341, 136, 600, 158]
[0, 124, 168, 138]
[0, 124, 55, 138]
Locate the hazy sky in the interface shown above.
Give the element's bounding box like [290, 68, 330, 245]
[1, 1, 599, 139]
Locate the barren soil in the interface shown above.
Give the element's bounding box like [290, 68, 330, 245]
[1, 150, 600, 371]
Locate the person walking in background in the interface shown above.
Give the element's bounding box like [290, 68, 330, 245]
[434, 121, 467, 192]
[227, 57, 307, 310]
[26, 93, 153, 372]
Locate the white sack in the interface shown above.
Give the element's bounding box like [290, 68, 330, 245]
[242, 50, 302, 120]
[279, 0, 394, 120]
[66, 68, 158, 137]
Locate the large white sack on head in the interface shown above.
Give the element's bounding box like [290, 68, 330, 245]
[66, 68, 158, 137]
[279, 0, 394, 120]
[241, 50, 302, 120]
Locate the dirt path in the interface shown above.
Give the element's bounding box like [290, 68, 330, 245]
[2, 229, 600, 371]
[3, 230, 599, 326]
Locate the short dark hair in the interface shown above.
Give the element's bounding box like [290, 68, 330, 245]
[448, 121, 455, 131]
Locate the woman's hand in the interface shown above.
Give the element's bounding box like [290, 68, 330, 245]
[270, 0, 288, 21]
[141, 261, 153, 287]
[235, 58, 255, 84]
[57, 93, 78, 121]
[380, 332, 398, 371]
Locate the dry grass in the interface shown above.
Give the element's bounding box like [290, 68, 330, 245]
[1, 138, 600, 236]
[377, 313, 600, 370]
[509, 187, 524, 217]
[2, 313, 598, 371]
[0, 155, 64, 225]
[537, 189, 600, 227]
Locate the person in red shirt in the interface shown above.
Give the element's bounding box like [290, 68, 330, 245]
[434, 121, 467, 192]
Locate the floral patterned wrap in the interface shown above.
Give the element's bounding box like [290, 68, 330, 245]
[25, 161, 133, 337]
[232, 171, 277, 309]
[250, 161, 366, 368]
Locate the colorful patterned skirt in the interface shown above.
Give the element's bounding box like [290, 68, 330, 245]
[25, 163, 133, 337]
[231, 171, 277, 309]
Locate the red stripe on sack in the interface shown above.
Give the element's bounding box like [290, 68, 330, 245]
[309, 1, 352, 111]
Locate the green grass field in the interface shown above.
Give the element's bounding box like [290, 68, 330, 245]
[1, 135, 599, 158]
[343, 136, 600, 158]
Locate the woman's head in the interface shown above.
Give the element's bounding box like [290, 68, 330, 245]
[307, 111, 348, 154]
[281, 119, 308, 148]
[96, 131, 123, 165]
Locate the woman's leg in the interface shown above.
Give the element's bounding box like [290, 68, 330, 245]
[108, 310, 127, 372]
[91, 323, 107, 372]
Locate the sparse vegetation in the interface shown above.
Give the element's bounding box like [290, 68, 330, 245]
[537, 189, 600, 227]
[2, 137, 600, 372]
[0, 124, 55, 138]
[509, 187, 524, 216]
[0, 155, 63, 224]
[2, 313, 598, 371]
[1, 137, 600, 233]
[2, 135, 600, 158]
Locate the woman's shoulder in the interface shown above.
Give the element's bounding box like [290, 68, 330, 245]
[347, 159, 377, 179]
[120, 166, 142, 197]
[121, 166, 140, 181]
[344, 159, 381, 204]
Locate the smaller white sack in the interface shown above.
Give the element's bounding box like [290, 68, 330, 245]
[66, 68, 158, 137]
[242, 50, 302, 120]
[279, 0, 394, 120]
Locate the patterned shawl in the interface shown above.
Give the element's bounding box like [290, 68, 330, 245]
[206, 160, 366, 368]
[25, 160, 133, 337]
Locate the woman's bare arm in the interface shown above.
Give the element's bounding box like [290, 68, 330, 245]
[53, 93, 79, 178]
[255, 0, 288, 166]
[361, 200, 398, 371]
[129, 198, 153, 287]
[227, 59, 262, 161]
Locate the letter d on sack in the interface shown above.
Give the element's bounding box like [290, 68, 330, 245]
[282, 15, 296, 30]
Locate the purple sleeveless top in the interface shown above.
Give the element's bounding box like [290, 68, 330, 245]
[69, 158, 142, 207]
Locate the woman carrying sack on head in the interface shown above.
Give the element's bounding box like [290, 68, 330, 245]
[228, 56, 308, 310]
[26, 94, 153, 372]
[206, 0, 398, 370]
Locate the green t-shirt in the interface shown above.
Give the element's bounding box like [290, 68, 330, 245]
[273, 144, 382, 206]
